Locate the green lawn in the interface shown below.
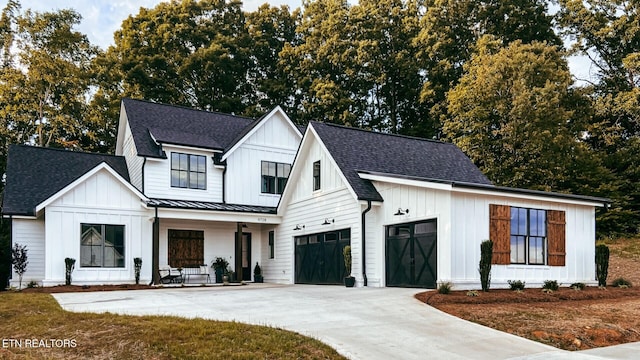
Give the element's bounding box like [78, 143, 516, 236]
[598, 236, 640, 259]
[0, 292, 346, 359]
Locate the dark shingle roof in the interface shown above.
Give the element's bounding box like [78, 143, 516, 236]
[122, 98, 256, 157]
[311, 122, 493, 201]
[2, 145, 130, 216]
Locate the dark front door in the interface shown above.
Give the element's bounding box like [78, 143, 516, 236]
[168, 229, 204, 268]
[235, 232, 251, 281]
[295, 229, 350, 285]
[386, 220, 437, 288]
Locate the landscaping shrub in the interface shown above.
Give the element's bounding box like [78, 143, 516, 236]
[437, 282, 452, 294]
[26, 280, 38, 288]
[542, 280, 559, 292]
[64, 258, 76, 286]
[570, 282, 586, 290]
[595, 244, 610, 287]
[612, 277, 632, 288]
[507, 280, 525, 291]
[11, 244, 28, 290]
[466, 290, 479, 297]
[479, 240, 493, 292]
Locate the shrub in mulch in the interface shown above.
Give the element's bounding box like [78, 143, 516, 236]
[417, 286, 640, 305]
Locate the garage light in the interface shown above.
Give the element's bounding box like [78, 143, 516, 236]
[394, 208, 409, 216]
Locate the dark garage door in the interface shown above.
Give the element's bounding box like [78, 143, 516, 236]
[386, 220, 437, 288]
[295, 229, 350, 285]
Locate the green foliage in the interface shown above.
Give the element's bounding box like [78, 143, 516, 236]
[64, 257, 75, 286]
[542, 280, 559, 292]
[211, 257, 229, 271]
[253, 262, 262, 276]
[595, 244, 610, 287]
[343, 245, 352, 277]
[133, 257, 142, 285]
[570, 282, 586, 291]
[10, 243, 27, 290]
[612, 277, 632, 288]
[507, 280, 525, 291]
[479, 240, 493, 292]
[437, 282, 452, 294]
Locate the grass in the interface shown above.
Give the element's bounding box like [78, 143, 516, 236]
[598, 236, 640, 259]
[0, 292, 346, 359]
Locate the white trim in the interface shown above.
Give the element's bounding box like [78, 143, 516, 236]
[358, 172, 604, 207]
[154, 207, 282, 224]
[35, 163, 148, 213]
[159, 142, 221, 154]
[3, 215, 37, 220]
[221, 106, 302, 161]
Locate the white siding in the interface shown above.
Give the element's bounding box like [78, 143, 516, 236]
[274, 134, 360, 285]
[121, 116, 144, 191]
[144, 145, 223, 202]
[42, 168, 151, 286]
[10, 219, 45, 287]
[225, 112, 300, 206]
[450, 193, 597, 289]
[369, 182, 453, 287]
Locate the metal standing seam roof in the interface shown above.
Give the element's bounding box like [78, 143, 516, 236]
[147, 198, 277, 214]
[310, 121, 493, 202]
[2, 145, 131, 216]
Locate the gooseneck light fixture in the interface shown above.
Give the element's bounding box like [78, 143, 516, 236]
[394, 208, 409, 216]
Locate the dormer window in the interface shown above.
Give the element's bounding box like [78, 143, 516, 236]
[171, 153, 206, 189]
[261, 161, 291, 194]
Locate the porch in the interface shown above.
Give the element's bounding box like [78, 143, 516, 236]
[147, 199, 281, 285]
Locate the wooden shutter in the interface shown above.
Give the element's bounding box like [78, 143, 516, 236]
[547, 210, 566, 266]
[489, 204, 511, 264]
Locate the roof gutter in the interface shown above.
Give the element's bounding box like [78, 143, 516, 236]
[361, 200, 372, 287]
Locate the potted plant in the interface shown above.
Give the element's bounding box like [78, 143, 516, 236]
[133, 257, 142, 285]
[253, 262, 263, 283]
[211, 257, 229, 284]
[343, 246, 355, 287]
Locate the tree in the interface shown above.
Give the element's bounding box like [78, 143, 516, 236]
[445, 37, 610, 194]
[415, 0, 560, 138]
[11, 243, 27, 290]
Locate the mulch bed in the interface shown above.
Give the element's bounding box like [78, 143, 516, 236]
[417, 286, 640, 305]
[19, 284, 155, 293]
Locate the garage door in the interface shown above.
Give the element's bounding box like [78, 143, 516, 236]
[386, 220, 437, 288]
[295, 229, 350, 285]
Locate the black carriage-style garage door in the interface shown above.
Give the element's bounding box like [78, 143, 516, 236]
[386, 219, 437, 288]
[295, 229, 350, 285]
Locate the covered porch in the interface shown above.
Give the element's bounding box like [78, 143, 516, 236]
[147, 199, 280, 285]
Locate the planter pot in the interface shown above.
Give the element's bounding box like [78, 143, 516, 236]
[222, 275, 229, 285]
[215, 268, 224, 283]
[344, 276, 356, 288]
[254, 274, 263, 283]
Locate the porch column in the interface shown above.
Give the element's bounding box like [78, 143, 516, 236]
[151, 207, 160, 285]
[235, 222, 243, 282]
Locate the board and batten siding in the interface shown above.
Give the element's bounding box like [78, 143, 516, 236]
[11, 219, 45, 286]
[450, 193, 596, 289]
[369, 182, 453, 286]
[42, 168, 151, 286]
[273, 133, 361, 285]
[225, 112, 300, 207]
[121, 117, 144, 191]
[143, 145, 223, 202]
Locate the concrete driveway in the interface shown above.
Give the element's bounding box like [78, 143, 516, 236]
[53, 284, 636, 360]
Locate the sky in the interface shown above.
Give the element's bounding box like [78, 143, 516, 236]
[18, 0, 594, 83]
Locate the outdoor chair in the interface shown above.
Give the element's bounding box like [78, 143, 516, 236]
[159, 265, 183, 284]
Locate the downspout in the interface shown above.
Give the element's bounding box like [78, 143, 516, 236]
[141, 157, 147, 194]
[361, 200, 372, 287]
[222, 163, 227, 204]
[150, 206, 159, 285]
[8, 215, 12, 286]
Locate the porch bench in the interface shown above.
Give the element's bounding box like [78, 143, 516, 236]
[159, 266, 183, 284]
[182, 265, 211, 284]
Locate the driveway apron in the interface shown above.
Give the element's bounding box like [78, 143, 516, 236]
[53, 284, 612, 360]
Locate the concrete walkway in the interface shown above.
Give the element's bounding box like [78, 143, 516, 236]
[53, 284, 636, 360]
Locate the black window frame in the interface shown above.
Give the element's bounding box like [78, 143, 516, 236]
[268, 230, 275, 259]
[261, 161, 291, 195]
[313, 160, 321, 191]
[171, 152, 206, 190]
[80, 223, 125, 268]
[510, 207, 547, 265]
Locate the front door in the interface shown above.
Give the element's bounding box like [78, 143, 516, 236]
[386, 220, 437, 288]
[235, 232, 251, 281]
[168, 229, 204, 268]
